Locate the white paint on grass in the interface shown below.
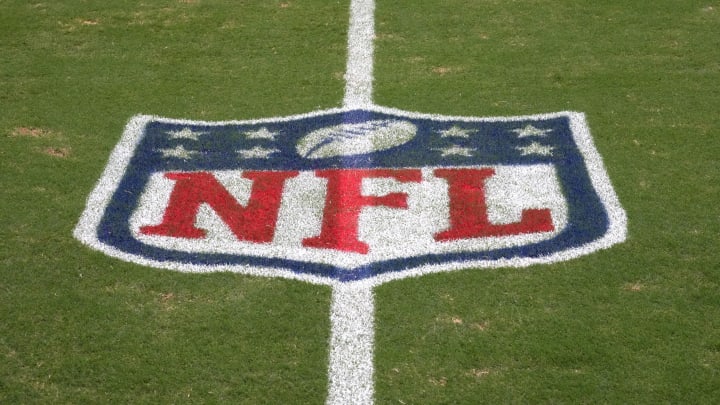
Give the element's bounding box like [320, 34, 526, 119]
[329, 1, 378, 402]
[327, 282, 375, 405]
[344, 0, 375, 108]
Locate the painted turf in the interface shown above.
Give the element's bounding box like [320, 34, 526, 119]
[74, 0, 627, 403]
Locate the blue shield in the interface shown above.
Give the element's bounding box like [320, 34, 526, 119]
[75, 106, 626, 285]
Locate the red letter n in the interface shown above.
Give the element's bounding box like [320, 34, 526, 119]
[140, 171, 298, 243]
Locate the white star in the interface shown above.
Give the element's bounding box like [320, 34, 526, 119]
[434, 145, 475, 157]
[166, 128, 207, 141]
[158, 145, 199, 160]
[237, 146, 280, 159]
[516, 142, 554, 156]
[511, 125, 552, 138]
[243, 127, 278, 140]
[439, 126, 475, 138]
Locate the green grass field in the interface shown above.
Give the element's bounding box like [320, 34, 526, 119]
[2, 0, 719, 403]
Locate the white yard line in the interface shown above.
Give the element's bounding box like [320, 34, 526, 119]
[343, 0, 376, 108]
[327, 283, 375, 405]
[326, 1, 379, 403]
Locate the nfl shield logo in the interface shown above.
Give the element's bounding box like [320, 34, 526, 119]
[75, 106, 626, 285]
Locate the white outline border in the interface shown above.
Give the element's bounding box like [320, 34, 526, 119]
[73, 105, 627, 288]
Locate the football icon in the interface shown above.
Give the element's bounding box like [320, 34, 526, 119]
[296, 119, 417, 159]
